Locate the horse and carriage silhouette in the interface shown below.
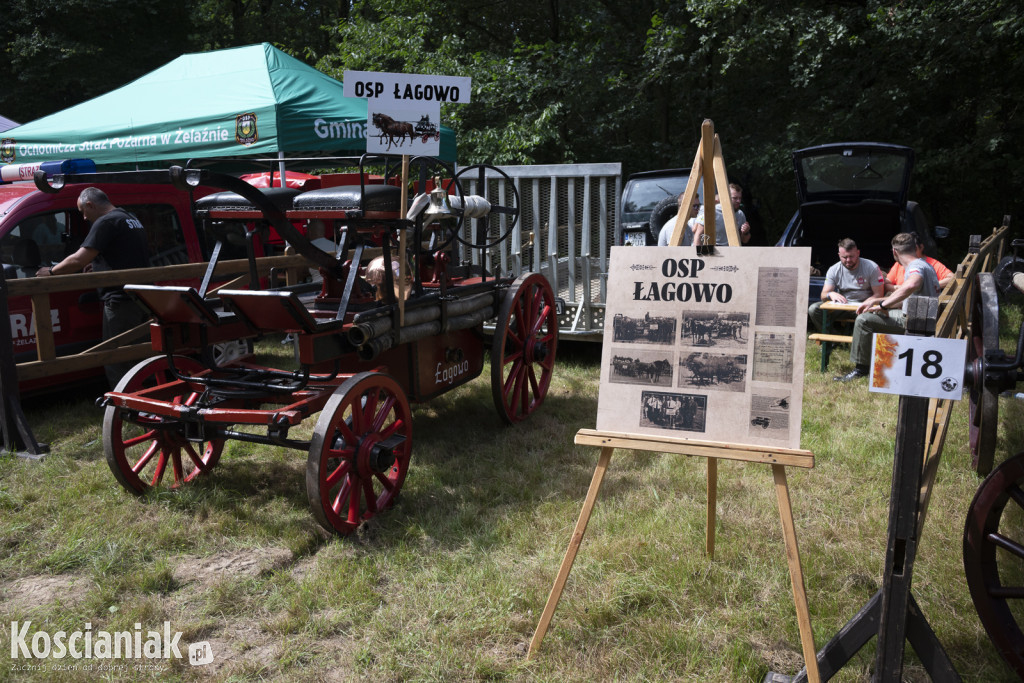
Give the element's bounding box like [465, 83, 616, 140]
[611, 355, 672, 384]
[682, 315, 747, 346]
[680, 352, 746, 387]
[371, 113, 442, 150]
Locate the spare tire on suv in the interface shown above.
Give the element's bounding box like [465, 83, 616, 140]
[649, 195, 681, 243]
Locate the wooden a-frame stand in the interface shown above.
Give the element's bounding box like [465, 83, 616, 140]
[527, 121, 821, 683]
[670, 119, 742, 249]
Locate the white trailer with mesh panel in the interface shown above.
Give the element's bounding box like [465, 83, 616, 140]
[457, 163, 622, 341]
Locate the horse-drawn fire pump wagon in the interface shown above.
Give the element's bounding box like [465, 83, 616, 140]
[34, 155, 558, 536]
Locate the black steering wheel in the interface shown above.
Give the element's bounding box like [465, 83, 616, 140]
[451, 164, 520, 250]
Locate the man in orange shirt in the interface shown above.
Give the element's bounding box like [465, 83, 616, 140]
[886, 232, 953, 290]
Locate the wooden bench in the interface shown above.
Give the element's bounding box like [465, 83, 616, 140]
[810, 301, 858, 371]
[808, 332, 853, 344]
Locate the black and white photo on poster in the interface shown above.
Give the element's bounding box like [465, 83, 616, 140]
[679, 311, 749, 348]
[677, 352, 748, 392]
[755, 266, 801, 328]
[748, 393, 792, 440]
[752, 332, 795, 384]
[610, 312, 677, 345]
[639, 390, 707, 433]
[608, 347, 674, 387]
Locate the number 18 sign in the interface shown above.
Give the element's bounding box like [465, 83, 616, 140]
[869, 333, 968, 400]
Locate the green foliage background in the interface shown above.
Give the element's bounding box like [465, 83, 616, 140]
[2, 0, 1021, 247]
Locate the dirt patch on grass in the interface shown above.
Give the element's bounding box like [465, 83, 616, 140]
[161, 547, 303, 677]
[186, 623, 281, 677]
[172, 547, 294, 587]
[173, 618, 358, 678]
[749, 633, 804, 676]
[288, 554, 318, 582]
[0, 573, 91, 613]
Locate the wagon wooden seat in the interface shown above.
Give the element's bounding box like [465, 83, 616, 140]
[125, 284, 258, 355]
[126, 284, 239, 327]
[216, 288, 348, 334]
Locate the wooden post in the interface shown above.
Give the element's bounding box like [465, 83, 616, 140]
[668, 120, 743, 251]
[669, 142, 704, 247]
[665, 119, 744, 561]
[706, 457, 718, 558]
[398, 154, 411, 326]
[712, 137, 742, 246]
[873, 296, 954, 681]
[0, 271, 48, 458]
[773, 464, 818, 677]
[787, 296, 960, 683]
[700, 122, 717, 248]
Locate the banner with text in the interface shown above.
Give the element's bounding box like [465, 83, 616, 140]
[596, 246, 811, 450]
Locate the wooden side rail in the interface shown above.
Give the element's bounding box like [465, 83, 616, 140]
[6, 255, 307, 383]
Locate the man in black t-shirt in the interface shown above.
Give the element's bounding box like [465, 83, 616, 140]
[36, 187, 151, 387]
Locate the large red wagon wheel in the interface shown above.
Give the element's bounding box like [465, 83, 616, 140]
[306, 372, 412, 535]
[964, 451, 1024, 678]
[491, 273, 558, 424]
[969, 273, 1001, 475]
[103, 355, 225, 494]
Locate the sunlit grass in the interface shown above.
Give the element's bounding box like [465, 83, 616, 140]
[0, 312, 1021, 681]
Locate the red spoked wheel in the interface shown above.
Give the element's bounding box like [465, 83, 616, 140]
[969, 273, 1001, 475]
[306, 372, 412, 535]
[491, 272, 558, 424]
[964, 451, 1024, 678]
[103, 355, 224, 494]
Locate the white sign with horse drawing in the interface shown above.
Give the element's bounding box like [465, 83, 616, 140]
[596, 246, 811, 450]
[366, 100, 442, 155]
[344, 70, 471, 157]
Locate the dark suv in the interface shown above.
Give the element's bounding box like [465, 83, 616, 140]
[619, 169, 693, 246]
[775, 142, 946, 299]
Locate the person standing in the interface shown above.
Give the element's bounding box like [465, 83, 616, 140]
[658, 194, 701, 246]
[692, 184, 751, 247]
[36, 187, 151, 387]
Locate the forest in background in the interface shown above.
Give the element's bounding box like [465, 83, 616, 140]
[2, 0, 1020, 249]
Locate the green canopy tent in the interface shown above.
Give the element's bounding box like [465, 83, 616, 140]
[0, 43, 456, 171]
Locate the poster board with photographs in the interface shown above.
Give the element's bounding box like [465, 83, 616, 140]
[597, 246, 811, 450]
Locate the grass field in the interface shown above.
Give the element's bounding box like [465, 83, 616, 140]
[1, 311, 1022, 682]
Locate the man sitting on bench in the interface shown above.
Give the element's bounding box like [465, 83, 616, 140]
[884, 230, 954, 291]
[835, 232, 940, 382]
[808, 237, 884, 332]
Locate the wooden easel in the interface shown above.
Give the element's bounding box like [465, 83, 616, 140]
[527, 121, 821, 683]
[670, 119, 742, 249]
